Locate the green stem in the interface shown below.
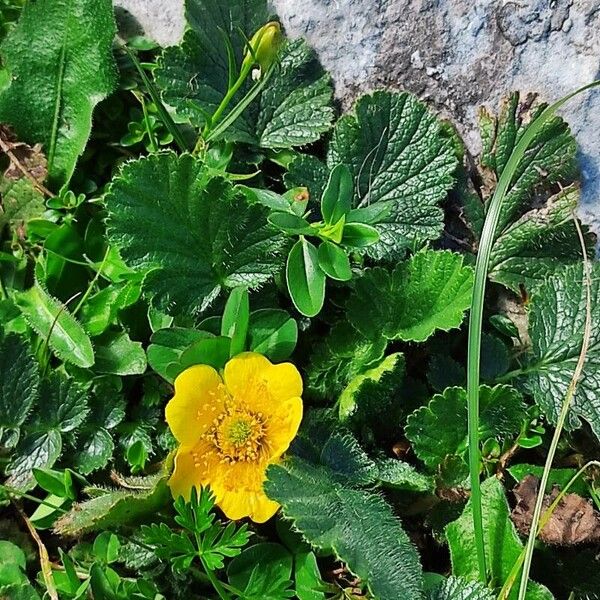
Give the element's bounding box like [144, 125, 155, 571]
[120, 42, 190, 153]
[466, 80, 600, 583]
[194, 530, 231, 600]
[0, 484, 70, 514]
[202, 62, 253, 140]
[199, 555, 231, 600]
[72, 247, 109, 317]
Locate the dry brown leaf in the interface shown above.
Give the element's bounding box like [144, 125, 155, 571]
[0, 124, 48, 184]
[511, 474, 600, 545]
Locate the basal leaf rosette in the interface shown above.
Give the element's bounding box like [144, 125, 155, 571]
[165, 352, 303, 523]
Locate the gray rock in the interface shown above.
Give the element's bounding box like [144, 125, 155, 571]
[114, 0, 600, 233]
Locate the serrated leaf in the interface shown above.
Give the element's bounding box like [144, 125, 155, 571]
[265, 428, 423, 600]
[54, 475, 170, 536]
[328, 91, 458, 259]
[34, 373, 90, 433]
[256, 38, 334, 148]
[347, 250, 474, 342]
[227, 543, 294, 600]
[0, 334, 39, 445]
[0, 0, 116, 187]
[156, 0, 333, 148]
[428, 576, 495, 600]
[479, 92, 578, 233]
[15, 284, 94, 368]
[406, 385, 525, 470]
[7, 430, 62, 490]
[284, 154, 329, 203]
[376, 458, 435, 493]
[0, 179, 45, 230]
[106, 153, 285, 316]
[446, 477, 553, 599]
[305, 323, 386, 401]
[489, 184, 594, 292]
[522, 263, 600, 440]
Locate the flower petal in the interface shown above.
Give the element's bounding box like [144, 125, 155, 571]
[212, 461, 279, 523]
[266, 396, 303, 458]
[263, 362, 303, 403]
[165, 364, 226, 444]
[167, 441, 220, 501]
[223, 352, 271, 399]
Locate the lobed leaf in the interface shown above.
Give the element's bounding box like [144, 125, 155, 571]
[347, 250, 474, 343]
[105, 153, 286, 316]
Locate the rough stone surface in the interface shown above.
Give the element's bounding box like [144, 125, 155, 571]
[114, 0, 600, 232]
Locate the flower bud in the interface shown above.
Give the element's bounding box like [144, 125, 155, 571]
[242, 21, 282, 73]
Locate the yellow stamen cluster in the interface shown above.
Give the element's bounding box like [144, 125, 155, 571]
[205, 404, 266, 464]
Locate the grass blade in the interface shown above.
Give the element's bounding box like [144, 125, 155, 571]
[466, 81, 600, 583]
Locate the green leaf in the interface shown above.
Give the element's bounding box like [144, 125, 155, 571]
[177, 335, 232, 373]
[54, 474, 170, 536]
[72, 383, 125, 475]
[320, 164, 352, 225]
[479, 92, 578, 234]
[247, 309, 297, 361]
[306, 323, 386, 401]
[106, 153, 285, 316]
[338, 353, 407, 441]
[15, 284, 94, 368]
[0, 179, 45, 230]
[265, 428, 423, 600]
[340, 222, 380, 248]
[93, 331, 147, 376]
[227, 543, 294, 599]
[34, 373, 90, 433]
[427, 576, 495, 600]
[221, 287, 250, 356]
[256, 38, 334, 148]
[522, 263, 600, 440]
[156, 0, 333, 149]
[147, 327, 212, 382]
[294, 551, 327, 600]
[7, 430, 62, 489]
[0, 334, 39, 446]
[93, 532, 121, 565]
[376, 458, 435, 493]
[286, 238, 326, 317]
[347, 250, 474, 342]
[405, 385, 525, 470]
[328, 91, 458, 259]
[0, 0, 117, 187]
[317, 241, 351, 281]
[284, 155, 329, 202]
[488, 184, 594, 293]
[446, 477, 553, 599]
[268, 212, 313, 235]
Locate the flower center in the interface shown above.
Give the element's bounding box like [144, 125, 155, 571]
[206, 405, 266, 463]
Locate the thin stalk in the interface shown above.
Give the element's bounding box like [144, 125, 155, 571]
[498, 460, 600, 599]
[204, 64, 275, 144]
[119, 42, 190, 153]
[201, 61, 253, 140]
[72, 247, 109, 317]
[516, 212, 594, 600]
[0, 484, 70, 514]
[466, 80, 600, 582]
[194, 531, 231, 600]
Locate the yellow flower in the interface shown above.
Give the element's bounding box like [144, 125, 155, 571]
[165, 352, 303, 523]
